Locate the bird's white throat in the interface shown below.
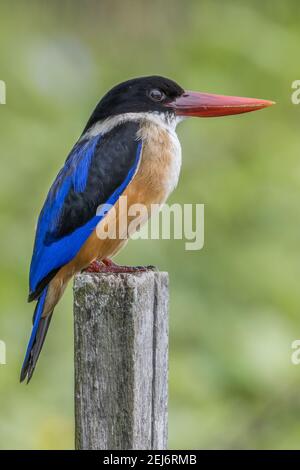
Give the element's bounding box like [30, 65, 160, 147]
[83, 111, 182, 139]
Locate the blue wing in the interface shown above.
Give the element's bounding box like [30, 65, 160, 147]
[29, 121, 142, 300]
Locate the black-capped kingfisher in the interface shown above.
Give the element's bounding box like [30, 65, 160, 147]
[20, 76, 274, 383]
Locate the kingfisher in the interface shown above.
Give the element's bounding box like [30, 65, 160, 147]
[20, 76, 274, 383]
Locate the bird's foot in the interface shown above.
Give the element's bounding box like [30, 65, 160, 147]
[83, 258, 156, 273]
[84, 260, 106, 273]
[103, 258, 155, 273]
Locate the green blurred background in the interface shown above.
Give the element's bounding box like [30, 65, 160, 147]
[0, 0, 300, 449]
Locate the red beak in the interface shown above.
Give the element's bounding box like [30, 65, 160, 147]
[167, 90, 275, 117]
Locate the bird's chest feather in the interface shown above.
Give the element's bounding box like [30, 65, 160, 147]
[131, 120, 182, 206]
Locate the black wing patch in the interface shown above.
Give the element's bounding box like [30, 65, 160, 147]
[45, 121, 140, 244]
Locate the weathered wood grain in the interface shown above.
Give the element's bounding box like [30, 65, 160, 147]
[73, 270, 169, 450]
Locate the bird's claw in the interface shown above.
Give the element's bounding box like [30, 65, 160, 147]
[83, 259, 157, 274]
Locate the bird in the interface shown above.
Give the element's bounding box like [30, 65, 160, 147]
[20, 75, 274, 383]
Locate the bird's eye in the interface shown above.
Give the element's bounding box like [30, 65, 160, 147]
[149, 89, 165, 102]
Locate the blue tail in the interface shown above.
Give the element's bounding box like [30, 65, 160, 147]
[20, 287, 52, 383]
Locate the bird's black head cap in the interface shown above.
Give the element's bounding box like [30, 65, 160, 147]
[84, 76, 184, 132]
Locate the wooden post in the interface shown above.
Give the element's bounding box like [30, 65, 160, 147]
[73, 270, 169, 450]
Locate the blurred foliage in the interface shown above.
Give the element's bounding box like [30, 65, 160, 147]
[0, 0, 300, 449]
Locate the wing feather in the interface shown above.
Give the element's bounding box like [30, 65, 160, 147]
[29, 121, 142, 299]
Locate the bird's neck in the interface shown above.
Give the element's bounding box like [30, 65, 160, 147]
[82, 112, 181, 140]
